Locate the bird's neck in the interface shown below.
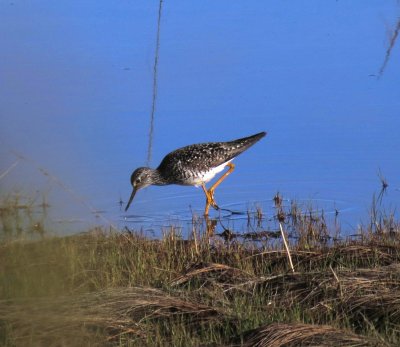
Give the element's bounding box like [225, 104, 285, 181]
[148, 168, 169, 186]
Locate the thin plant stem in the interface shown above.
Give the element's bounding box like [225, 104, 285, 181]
[279, 222, 295, 273]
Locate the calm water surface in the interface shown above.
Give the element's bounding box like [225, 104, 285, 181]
[1, 1, 399, 236]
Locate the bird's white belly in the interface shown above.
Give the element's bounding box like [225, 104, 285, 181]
[190, 160, 231, 187]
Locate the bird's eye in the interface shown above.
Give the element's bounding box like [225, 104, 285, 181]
[136, 178, 141, 184]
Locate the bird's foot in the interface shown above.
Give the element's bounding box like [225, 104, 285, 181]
[208, 191, 219, 210]
[211, 201, 220, 210]
[205, 200, 219, 211]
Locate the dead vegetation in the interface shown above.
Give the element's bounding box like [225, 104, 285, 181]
[1, 189, 399, 346]
[238, 322, 381, 347]
[1, 229, 399, 346]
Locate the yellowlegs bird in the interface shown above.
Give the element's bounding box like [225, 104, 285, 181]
[125, 131, 266, 215]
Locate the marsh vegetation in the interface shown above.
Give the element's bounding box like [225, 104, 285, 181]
[1, 190, 399, 346]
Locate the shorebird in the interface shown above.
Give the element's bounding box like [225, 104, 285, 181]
[125, 131, 266, 215]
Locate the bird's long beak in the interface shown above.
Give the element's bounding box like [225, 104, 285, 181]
[125, 188, 137, 211]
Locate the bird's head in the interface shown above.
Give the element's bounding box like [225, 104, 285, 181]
[125, 167, 154, 211]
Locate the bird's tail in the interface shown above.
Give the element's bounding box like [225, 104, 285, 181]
[228, 131, 267, 154]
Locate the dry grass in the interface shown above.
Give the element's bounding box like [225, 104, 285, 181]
[2, 232, 399, 346]
[0, 194, 399, 346]
[238, 322, 382, 347]
[0, 287, 228, 346]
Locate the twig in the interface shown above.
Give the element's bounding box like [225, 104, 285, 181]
[279, 222, 295, 273]
[377, 18, 400, 79]
[0, 159, 20, 180]
[146, 0, 163, 166]
[10, 150, 117, 229]
[329, 264, 343, 298]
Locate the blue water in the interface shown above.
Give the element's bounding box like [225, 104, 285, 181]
[1, 1, 399, 236]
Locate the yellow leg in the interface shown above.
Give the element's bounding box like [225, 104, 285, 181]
[201, 183, 213, 215]
[208, 162, 235, 198]
[201, 163, 235, 215]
